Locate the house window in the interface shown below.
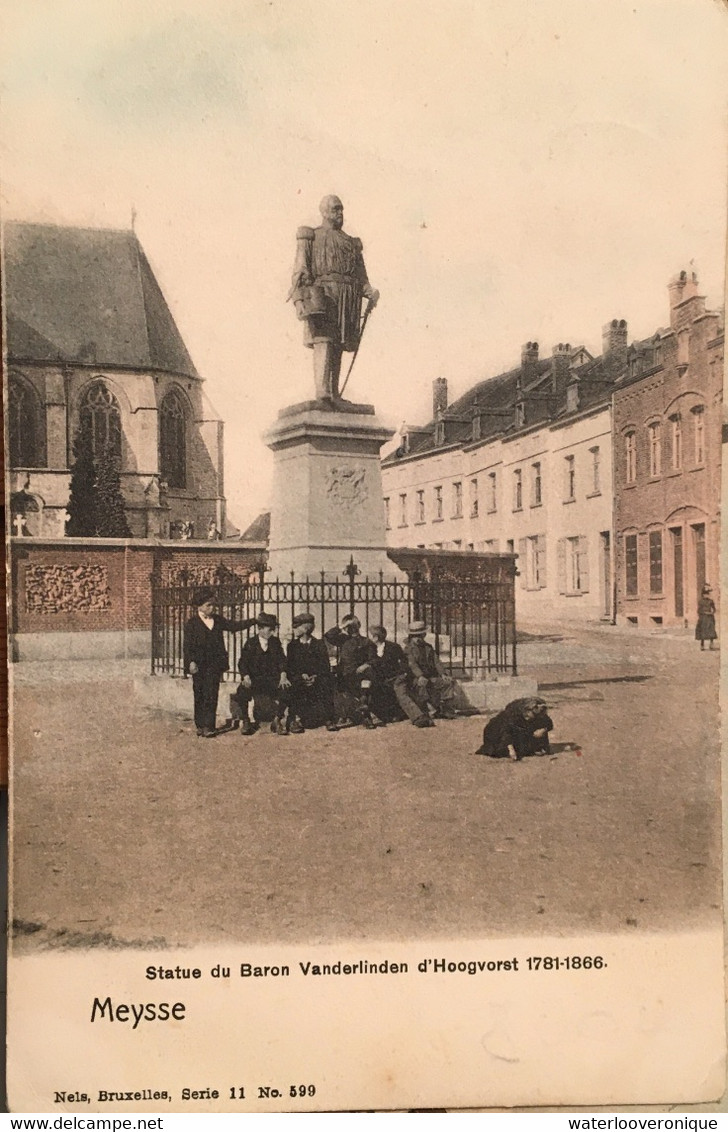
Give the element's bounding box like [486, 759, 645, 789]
[487, 471, 497, 512]
[160, 388, 187, 488]
[434, 420, 445, 446]
[531, 462, 542, 506]
[470, 478, 479, 519]
[589, 446, 601, 494]
[523, 534, 547, 590]
[453, 481, 463, 518]
[648, 422, 661, 477]
[558, 535, 589, 594]
[564, 455, 575, 500]
[670, 416, 682, 470]
[416, 490, 425, 524]
[625, 534, 638, 596]
[515, 401, 525, 428]
[693, 406, 705, 465]
[677, 329, 689, 367]
[653, 342, 662, 367]
[399, 493, 408, 527]
[9, 376, 45, 468]
[649, 530, 663, 595]
[434, 485, 443, 520]
[80, 380, 122, 463]
[513, 469, 523, 511]
[471, 414, 481, 442]
[625, 431, 636, 483]
[383, 497, 391, 529]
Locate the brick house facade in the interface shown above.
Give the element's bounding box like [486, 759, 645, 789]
[612, 272, 723, 627]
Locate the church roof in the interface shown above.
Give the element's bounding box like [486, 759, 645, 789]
[3, 221, 199, 379]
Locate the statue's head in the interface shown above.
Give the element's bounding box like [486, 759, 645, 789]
[320, 194, 344, 229]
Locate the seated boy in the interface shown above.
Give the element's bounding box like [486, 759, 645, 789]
[286, 612, 339, 732]
[397, 620, 457, 725]
[235, 611, 291, 735]
[368, 625, 407, 723]
[324, 614, 382, 728]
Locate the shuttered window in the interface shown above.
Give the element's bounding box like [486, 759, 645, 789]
[557, 536, 589, 594]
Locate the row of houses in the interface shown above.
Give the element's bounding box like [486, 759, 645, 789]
[382, 272, 723, 627]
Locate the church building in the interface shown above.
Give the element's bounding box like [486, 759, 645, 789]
[4, 221, 225, 538]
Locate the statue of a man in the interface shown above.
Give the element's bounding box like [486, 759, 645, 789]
[289, 195, 379, 402]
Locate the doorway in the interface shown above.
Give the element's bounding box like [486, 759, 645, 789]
[691, 523, 706, 605]
[600, 531, 611, 619]
[670, 527, 684, 620]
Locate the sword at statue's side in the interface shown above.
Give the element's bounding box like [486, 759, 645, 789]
[339, 299, 375, 399]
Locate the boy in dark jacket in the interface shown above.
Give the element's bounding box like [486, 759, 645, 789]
[324, 614, 381, 728]
[368, 625, 407, 722]
[286, 612, 339, 732]
[236, 611, 291, 735]
[476, 697, 553, 761]
[183, 589, 256, 737]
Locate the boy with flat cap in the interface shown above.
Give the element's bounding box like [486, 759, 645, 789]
[286, 612, 339, 732]
[236, 612, 292, 735]
[183, 589, 256, 738]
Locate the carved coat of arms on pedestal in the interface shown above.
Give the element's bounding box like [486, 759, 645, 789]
[324, 464, 369, 509]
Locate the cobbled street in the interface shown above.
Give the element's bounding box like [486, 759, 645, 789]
[11, 623, 722, 950]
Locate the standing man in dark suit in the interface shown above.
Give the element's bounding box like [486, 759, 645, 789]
[286, 612, 339, 732]
[236, 612, 292, 735]
[183, 589, 256, 738]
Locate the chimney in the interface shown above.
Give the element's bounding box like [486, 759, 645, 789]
[551, 342, 571, 392]
[602, 319, 628, 370]
[521, 341, 539, 383]
[669, 270, 705, 330]
[433, 377, 448, 418]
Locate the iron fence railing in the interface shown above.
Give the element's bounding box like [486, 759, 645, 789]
[151, 561, 516, 680]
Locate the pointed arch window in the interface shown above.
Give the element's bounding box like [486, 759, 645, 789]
[80, 381, 122, 463]
[160, 388, 187, 488]
[9, 376, 46, 468]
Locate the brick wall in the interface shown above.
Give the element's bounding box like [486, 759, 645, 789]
[613, 318, 723, 626]
[10, 539, 267, 638]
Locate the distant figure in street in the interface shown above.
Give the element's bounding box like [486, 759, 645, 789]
[325, 614, 382, 728]
[236, 612, 291, 735]
[696, 584, 717, 650]
[367, 625, 408, 723]
[207, 519, 221, 541]
[398, 620, 457, 726]
[286, 612, 339, 732]
[183, 589, 256, 738]
[476, 697, 553, 761]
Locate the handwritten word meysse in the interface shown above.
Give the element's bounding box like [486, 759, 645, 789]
[91, 997, 186, 1029]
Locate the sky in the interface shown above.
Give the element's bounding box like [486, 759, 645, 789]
[2, 0, 727, 530]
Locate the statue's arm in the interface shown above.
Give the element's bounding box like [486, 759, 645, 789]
[353, 237, 379, 306]
[288, 226, 315, 300]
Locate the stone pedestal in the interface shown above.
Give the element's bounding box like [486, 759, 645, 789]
[264, 399, 403, 579]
